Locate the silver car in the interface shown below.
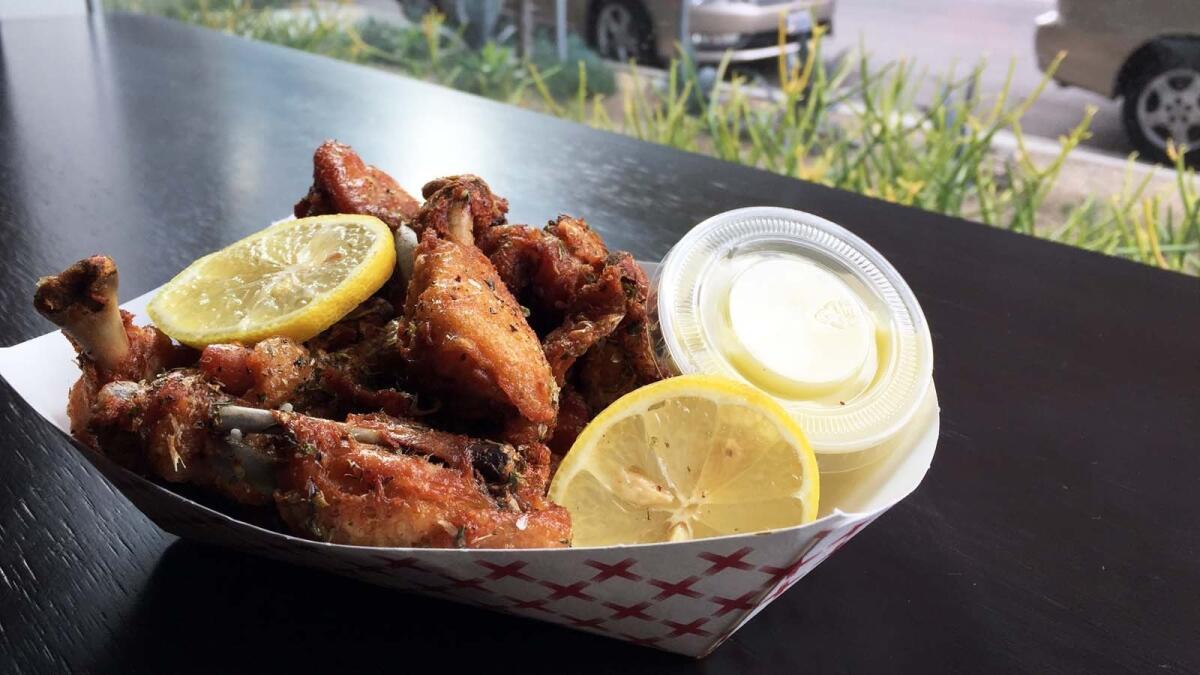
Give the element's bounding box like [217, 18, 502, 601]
[581, 0, 834, 64]
[408, 1, 834, 64]
[1035, 0, 1200, 162]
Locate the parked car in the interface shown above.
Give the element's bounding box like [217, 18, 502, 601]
[402, 0, 834, 65]
[1035, 0, 1200, 163]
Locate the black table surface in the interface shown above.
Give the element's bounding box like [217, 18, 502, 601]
[1, 12, 1197, 675]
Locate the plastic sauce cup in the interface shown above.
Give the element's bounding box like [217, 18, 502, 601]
[653, 207, 934, 472]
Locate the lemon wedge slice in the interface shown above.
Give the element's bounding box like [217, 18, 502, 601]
[549, 375, 819, 547]
[148, 215, 395, 348]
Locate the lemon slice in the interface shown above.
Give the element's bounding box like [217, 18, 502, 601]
[148, 215, 395, 348]
[549, 375, 819, 547]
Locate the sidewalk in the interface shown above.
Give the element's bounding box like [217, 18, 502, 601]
[606, 63, 1197, 222]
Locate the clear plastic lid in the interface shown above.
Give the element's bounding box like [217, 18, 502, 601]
[654, 207, 933, 454]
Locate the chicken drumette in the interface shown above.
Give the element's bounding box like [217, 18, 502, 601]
[400, 230, 559, 431]
[33, 256, 193, 445]
[294, 140, 421, 230]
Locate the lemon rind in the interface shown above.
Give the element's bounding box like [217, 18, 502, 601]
[147, 214, 395, 348]
[549, 374, 820, 544]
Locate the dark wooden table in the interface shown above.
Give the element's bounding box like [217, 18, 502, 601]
[1, 12, 1197, 675]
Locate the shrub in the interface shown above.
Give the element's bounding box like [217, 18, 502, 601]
[531, 34, 616, 100]
[108, 1, 1199, 275]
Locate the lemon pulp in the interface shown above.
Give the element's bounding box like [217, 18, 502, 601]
[148, 214, 395, 348]
[549, 375, 819, 547]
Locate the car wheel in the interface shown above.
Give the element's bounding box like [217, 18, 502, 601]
[588, 0, 655, 64]
[1121, 42, 1200, 164]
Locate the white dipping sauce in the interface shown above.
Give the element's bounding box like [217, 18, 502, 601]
[655, 207, 933, 454]
[727, 258, 875, 399]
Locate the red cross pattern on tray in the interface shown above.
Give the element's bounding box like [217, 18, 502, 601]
[56, 353, 932, 661]
[541, 580, 596, 601]
[265, 523, 882, 655]
[107, 451, 892, 658]
[698, 547, 756, 575]
[708, 591, 757, 617]
[585, 558, 642, 582]
[649, 576, 704, 600]
[478, 560, 534, 581]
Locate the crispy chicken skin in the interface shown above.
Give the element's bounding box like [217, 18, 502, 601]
[294, 140, 420, 230]
[541, 261, 628, 384]
[477, 219, 599, 323]
[401, 231, 558, 426]
[90, 371, 277, 505]
[547, 385, 590, 457]
[414, 174, 510, 246]
[199, 335, 415, 419]
[473, 216, 662, 446]
[275, 413, 570, 548]
[347, 412, 517, 481]
[546, 213, 609, 267]
[573, 253, 661, 412]
[601, 251, 661, 383]
[304, 297, 396, 354]
[199, 337, 313, 408]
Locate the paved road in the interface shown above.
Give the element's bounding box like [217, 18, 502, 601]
[822, 0, 1131, 158]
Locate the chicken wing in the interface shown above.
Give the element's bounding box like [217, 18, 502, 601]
[199, 334, 415, 419]
[294, 140, 421, 230]
[477, 222, 598, 329]
[33, 255, 192, 443]
[89, 370, 279, 505]
[474, 217, 662, 442]
[274, 412, 570, 548]
[413, 174, 509, 246]
[400, 231, 558, 427]
[38, 147, 676, 550]
[541, 261, 628, 384]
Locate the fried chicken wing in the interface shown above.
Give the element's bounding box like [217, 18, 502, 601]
[413, 174, 509, 246]
[600, 250, 662, 384]
[546, 213, 609, 266]
[478, 223, 598, 327]
[541, 261, 628, 384]
[274, 412, 570, 548]
[90, 371, 278, 505]
[473, 218, 661, 422]
[547, 384, 590, 456]
[401, 231, 558, 426]
[294, 140, 420, 230]
[199, 337, 314, 408]
[572, 253, 662, 411]
[34, 256, 192, 443]
[304, 297, 396, 354]
[199, 334, 414, 419]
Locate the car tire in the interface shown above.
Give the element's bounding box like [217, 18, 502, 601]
[588, 0, 656, 64]
[1120, 40, 1200, 165]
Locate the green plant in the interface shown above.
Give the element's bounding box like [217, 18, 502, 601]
[442, 41, 532, 103]
[547, 23, 1197, 274]
[109, 1, 1199, 275]
[531, 34, 616, 100]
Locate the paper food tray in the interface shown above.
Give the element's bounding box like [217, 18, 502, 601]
[0, 285, 939, 658]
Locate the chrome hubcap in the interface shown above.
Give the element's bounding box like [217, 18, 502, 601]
[1137, 67, 1200, 151]
[595, 4, 638, 61]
